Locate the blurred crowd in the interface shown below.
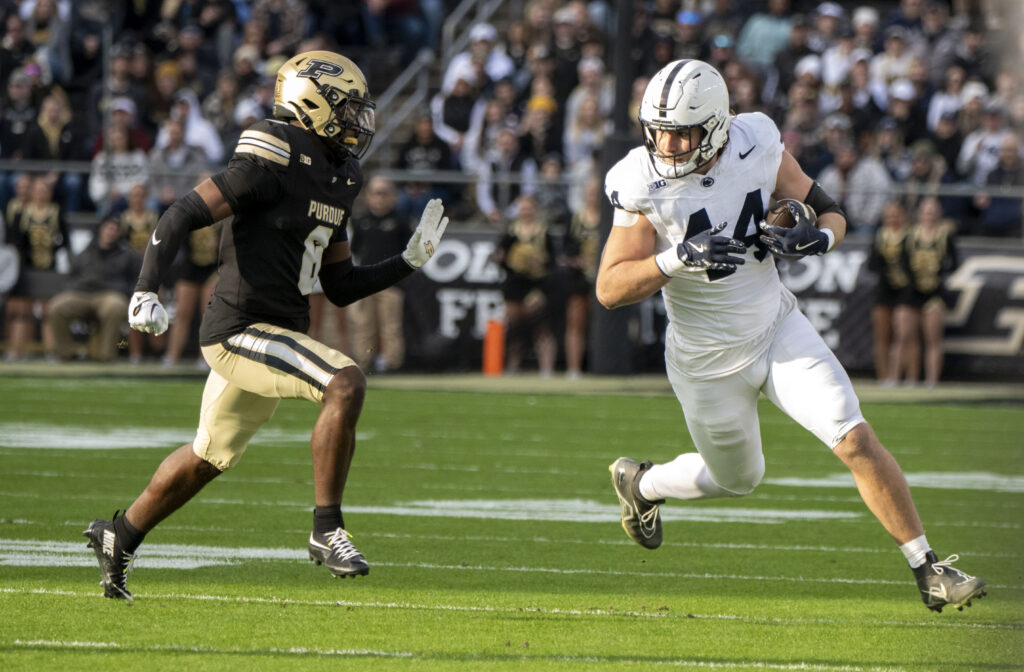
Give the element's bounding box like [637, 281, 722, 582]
[0, 0, 1021, 374]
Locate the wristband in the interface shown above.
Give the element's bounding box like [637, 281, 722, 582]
[821, 228, 836, 253]
[655, 247, 684, 276]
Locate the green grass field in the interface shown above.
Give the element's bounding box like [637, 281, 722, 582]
[1, 374, 1022, 671]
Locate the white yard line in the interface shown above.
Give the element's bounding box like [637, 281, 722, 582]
[2, 588, 1018, 633]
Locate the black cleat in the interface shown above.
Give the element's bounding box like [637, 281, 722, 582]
[309, 528, 369, 578]
[83, 514, 136, 600]
[609, 457, 665, 549]
[913, 552, 987, 612]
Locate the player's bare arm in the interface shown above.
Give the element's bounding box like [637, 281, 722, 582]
[595, 210, 668, 309]
[774, 150, 846, 244]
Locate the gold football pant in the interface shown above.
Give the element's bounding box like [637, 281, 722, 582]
[194, 323, 357, 470]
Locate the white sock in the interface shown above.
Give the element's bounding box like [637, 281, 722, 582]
[900, 534, 932, 568]
[639, 452, 731, 501]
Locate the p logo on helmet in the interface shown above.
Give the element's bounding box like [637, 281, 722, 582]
[297, 59, 347, 81]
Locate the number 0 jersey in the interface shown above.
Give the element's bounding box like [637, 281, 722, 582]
[605, 112, 796, 379]
[200, 119, 363, 345]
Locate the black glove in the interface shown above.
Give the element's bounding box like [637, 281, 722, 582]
[758, 204, 831, 258]
[678, 221, 747, 272]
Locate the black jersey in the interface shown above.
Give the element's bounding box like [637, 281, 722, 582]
[200, 119, 363, 344]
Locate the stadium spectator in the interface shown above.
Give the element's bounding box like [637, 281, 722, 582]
[155, 88, 224, 164]
[230, 43, 262, 95]
[870, 26, 914, 89]
[562, 176, 601, 379]
[767, 14, 813, 106]
[0, 69, 38, 167]
[348, 176, 411, 373]
[394, 113, 460, 216]
[148, 117, 210, 212]
[534, 152, 571, 229]
[927, 65, 967, 133]
[549, 7, 583, 107]
[3, 176, 66, 362]
[929, 110, 964, 180]
[19, 89, 88, 213]
[809, 2, 845, 53]
[88, 124, 149, 213]
[89, 96, 153, 158]
[250, 0, 308, 58]
[0, 13, 34, 90]
[144, 59, 184, 133]
[900, 139, 958, 216]
[674, 9, 702, 61]
[867, 200, 911, 385]
[564, 56, 612, 129]
[442, 23, 514, 97]
[201, 68, 242, 148]
[431, 59, 482, 160]
[563, 93, 608, 169]
[494, 193, 556, 377]
[706, 33, 737, 73]
[85, 43, 146, 137]
[948, 21, 995, 86]
[119, 183, 159, 256]
[476, 125, 538, 227]
[957, 101, 1012, 186]
[518, 89, 561, 166]
[851, 5, 880, 52]
[22, 0, 70, 85]
[894, 197, 958, 388]
[973, 133, 1024, 238]
[885, 78, 927, 145]
[817, 139, 892, 231]
[47, 216, 140, 362]
[361, 0, 429, 67]
[735, 0, 792, 73]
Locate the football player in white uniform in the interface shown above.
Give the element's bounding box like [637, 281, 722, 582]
[599, 60, 985, 612]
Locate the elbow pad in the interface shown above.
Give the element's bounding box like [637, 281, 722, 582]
[805, 182, 847, 223]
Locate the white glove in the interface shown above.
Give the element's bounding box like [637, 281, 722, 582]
[128, 291, 169, 335]
[402, 198, 449, 269]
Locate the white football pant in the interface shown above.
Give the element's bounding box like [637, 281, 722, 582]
[644, 306, 865, 501]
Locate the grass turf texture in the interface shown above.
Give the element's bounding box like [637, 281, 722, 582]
[0, 375, 1021, 671]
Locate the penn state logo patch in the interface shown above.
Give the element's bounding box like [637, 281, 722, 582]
[647, 179, 668, 193]
[701, 176, 715, 188]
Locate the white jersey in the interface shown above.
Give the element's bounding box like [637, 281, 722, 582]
[604, 112, 797, 379]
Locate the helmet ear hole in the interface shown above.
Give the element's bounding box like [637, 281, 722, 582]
[302, 98, 320, 110]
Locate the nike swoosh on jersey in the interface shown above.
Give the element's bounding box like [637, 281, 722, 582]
[346, 178, 356, 186]
[739, 146, 756, 159]
[151, 231, 162, 245]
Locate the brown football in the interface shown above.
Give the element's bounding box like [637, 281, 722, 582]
[764, 199, 816, 229]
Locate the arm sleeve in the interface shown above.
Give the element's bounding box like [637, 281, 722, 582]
[135, 190, 215, 291]
[318, 255, 416, 307]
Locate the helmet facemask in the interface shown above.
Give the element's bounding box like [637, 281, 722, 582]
[640, 114, 726, 179]
[317, 82, 375, 160]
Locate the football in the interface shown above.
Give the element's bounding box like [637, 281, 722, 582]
[764, 199, 816, 229]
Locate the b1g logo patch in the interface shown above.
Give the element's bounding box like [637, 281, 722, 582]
[647, 179, 668, 193]
[297, 59, 345, 80]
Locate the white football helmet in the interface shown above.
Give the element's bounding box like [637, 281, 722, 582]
[638, 59, 732, 178]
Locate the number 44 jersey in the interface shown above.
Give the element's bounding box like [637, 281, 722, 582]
[200, 119, 363, 346]
[604, 112, 798, 379]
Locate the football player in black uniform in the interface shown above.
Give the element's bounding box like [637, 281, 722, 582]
[83, 51, 449, 599]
